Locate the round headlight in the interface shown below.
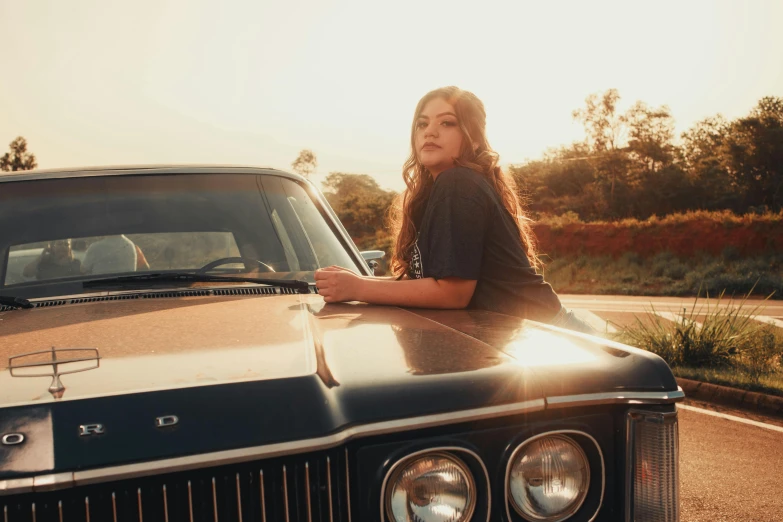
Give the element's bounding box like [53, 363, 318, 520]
[385, 452, 476, 522]
[508, 435, 590, 521]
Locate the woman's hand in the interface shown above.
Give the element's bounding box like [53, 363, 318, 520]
[315, 266, 365, 303]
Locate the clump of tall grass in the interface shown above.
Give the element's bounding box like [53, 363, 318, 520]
[734, 324, 783, 384]
[612, 289, 783, 385]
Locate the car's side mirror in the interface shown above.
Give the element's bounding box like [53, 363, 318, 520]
[360, 250, 385, 276]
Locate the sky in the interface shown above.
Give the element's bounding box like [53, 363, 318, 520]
[1, 0, 782, 191]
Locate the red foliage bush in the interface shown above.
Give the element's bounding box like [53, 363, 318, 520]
[533, 219, 783, 259]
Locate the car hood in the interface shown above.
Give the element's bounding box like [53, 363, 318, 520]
[0, 293, 677, 476]
[0, 294, 330, 405]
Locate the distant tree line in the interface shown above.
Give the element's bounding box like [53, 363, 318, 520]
[511, 90, 783, 220]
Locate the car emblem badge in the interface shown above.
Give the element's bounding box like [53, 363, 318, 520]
[9, 347, 101, 399]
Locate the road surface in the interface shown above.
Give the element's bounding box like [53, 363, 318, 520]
[560, 294, 783, 334]
[679, 400, 783, 521]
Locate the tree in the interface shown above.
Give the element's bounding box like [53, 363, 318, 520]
[571, 90, 691, 218]
[625, 101, 676, 173]
[509, 143, 604, 219]
[0, 136, 37, 172]
[572, 90, 630, 210]
[572, 89, 627, 153]
[321, 172, 397, 249]
[722, 96, 783, 210]
[681, 116, 738, 210]
[678, 98, 783, 213]
[291, 149, 317, 178]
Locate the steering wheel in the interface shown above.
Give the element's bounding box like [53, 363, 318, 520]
[196, 257, 275, 274]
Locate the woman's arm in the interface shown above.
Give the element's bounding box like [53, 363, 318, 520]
[315, 266, 476, 308]
[368, 274, 409, 281]
[322, 264, 408, 280]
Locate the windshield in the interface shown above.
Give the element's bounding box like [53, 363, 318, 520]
[0, 173, 362, 297]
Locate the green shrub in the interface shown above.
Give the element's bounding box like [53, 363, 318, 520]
[620, 252, 642, 266]
[543, 211, 582, 230]
[650, 252, 689, 280]
[734, 324, 783, 385]
[613, 309, 681, 364]
[722, 245, 741, 262]
[665, 263, 688, 280]
[612, 290, 775, 370]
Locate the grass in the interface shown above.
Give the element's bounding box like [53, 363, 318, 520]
[610, 290, 783, 393]
[535, 208, 783, 227]
[542, 251, 783, 298]
[672, 366, 783, 397]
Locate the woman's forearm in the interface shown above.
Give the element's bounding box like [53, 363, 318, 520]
[356, 276, 475, 309]
[370, 274, 409, 281]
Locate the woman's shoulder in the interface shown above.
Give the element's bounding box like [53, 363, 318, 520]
[436, 166, 484, 184]
[433, 167, 496, 200]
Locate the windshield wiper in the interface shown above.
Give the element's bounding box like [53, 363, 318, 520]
[0, 295, 34, 309]
[82, 272, 311, 292]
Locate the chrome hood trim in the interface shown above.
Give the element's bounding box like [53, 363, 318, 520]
[1, 398, 545, 495]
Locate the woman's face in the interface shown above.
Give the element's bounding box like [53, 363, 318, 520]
[48, 240, 73, 263]
[414, 97, 463, 178]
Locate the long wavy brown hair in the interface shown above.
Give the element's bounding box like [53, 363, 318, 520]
[389, 86, 539, 277]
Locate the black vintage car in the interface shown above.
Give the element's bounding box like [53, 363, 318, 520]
[0, 166, 683, 522]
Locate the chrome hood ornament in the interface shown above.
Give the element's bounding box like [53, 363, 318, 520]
[9, 347, 101, 399]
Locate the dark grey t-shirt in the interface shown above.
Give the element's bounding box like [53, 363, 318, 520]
[407, 167, 563, 323]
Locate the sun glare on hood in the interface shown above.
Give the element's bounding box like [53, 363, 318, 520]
[505, 328, 597, 368]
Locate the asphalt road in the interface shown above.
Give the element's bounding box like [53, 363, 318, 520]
[679, 400, 783, 522]
[559, 294, 783, 333]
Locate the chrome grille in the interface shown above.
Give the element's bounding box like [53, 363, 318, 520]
[626, 410, 680, 522]
[2, 449, 351, 522]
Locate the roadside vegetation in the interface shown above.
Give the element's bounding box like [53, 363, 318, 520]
[534, 209, 783, 297]
[672, 366, 783, 398]
[610, 291, 783, 396]
[541, 250, 783, 298]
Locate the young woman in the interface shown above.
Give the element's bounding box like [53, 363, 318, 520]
[315, 86, 594, 333]
[23, 239, 82, 281]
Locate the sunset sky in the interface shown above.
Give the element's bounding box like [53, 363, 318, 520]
[1, 0, 781, 191]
